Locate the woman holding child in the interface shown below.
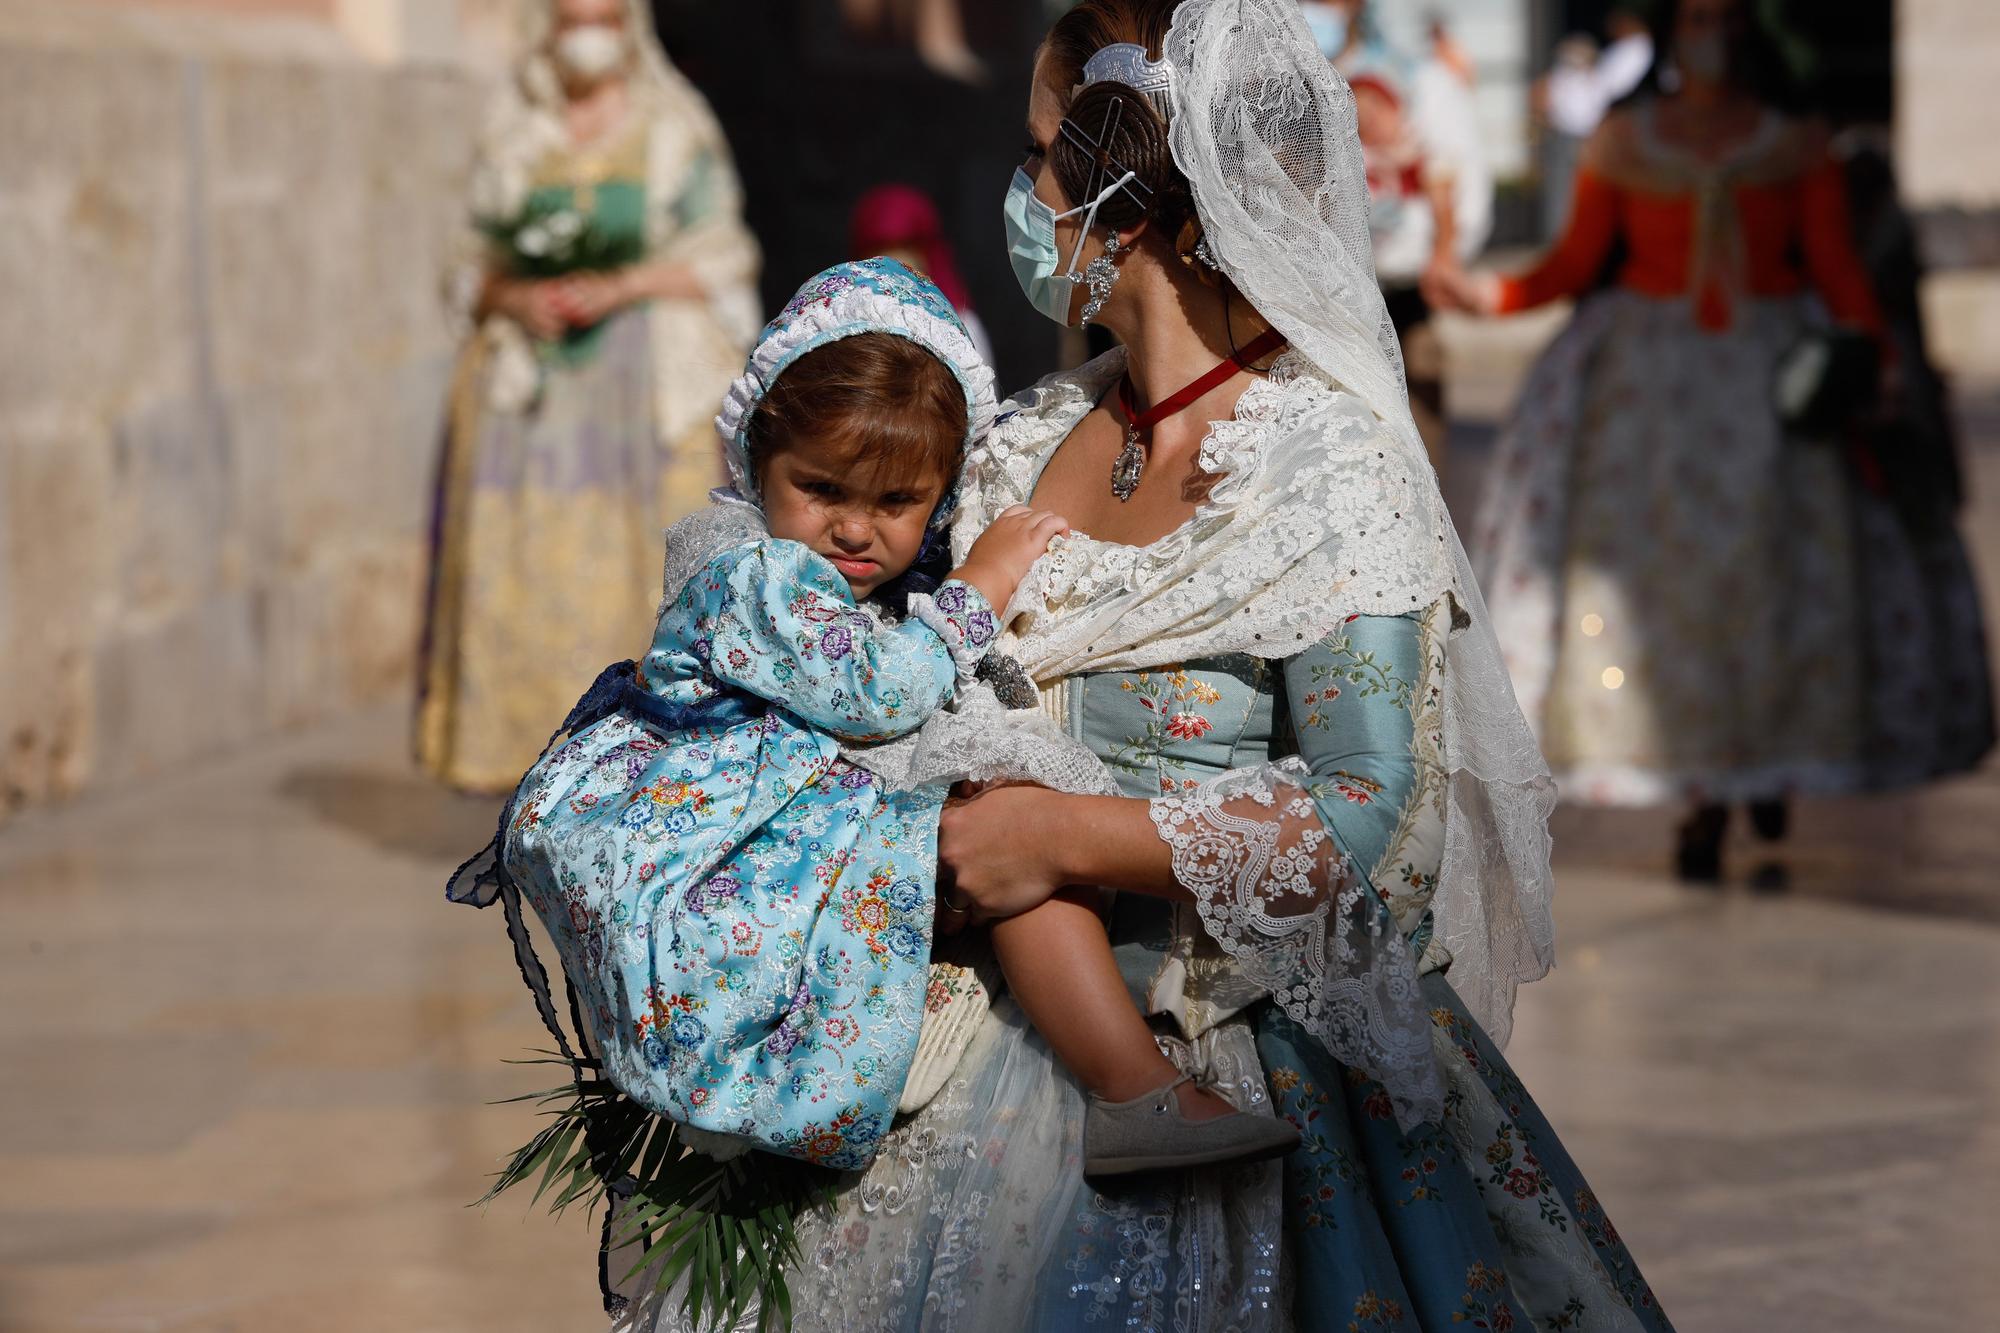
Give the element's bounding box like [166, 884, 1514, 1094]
[466, 0, 1674, 1327]
[590, 0, 1674, 1328]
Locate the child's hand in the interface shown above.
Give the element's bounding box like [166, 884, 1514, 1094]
[950, 505, 1069, 614]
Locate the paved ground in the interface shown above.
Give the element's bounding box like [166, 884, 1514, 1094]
[2, 334, 1996, 1332]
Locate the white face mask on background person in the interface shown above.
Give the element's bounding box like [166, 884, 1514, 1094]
[1300, 2, 1349, 60]
[1002, 164, 1139, 326]
[553, 24, 628, 83]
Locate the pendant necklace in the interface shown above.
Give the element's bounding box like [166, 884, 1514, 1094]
[1109, 327, 1288, 502]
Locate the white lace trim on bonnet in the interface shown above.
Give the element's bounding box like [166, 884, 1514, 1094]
[711, 259, 998, 528]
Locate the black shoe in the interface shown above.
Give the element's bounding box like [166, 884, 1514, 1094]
[1748, 799, 1790, 843]
[1675, 804, 1728, 884]
[1749, 861, 1790, 893]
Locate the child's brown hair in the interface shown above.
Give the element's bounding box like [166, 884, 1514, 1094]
[746, 331, 967, 494]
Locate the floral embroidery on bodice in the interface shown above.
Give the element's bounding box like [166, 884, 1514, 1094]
[1063, 596, 1453, 1044]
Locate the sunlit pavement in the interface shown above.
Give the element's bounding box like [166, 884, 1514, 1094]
[3, 335, 1996, 1331]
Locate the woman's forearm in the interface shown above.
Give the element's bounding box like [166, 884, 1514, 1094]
[473, 268, 508, 321]
[621, 259, 706, 303]
[1041, 792, 1188, 902]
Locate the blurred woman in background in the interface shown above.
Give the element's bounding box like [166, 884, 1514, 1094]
[1430, 0, 1992, 881]
[416, 0, 760, 793]
[1307, 0, 1492, 468]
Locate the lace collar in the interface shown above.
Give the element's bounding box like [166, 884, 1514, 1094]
[954, 346, 1346, 571]
[953, 348, 1457, 681]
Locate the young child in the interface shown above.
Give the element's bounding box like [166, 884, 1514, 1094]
[498, 260, 1295, 1174]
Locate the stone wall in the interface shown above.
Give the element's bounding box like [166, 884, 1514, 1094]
[1900, 0, 2000, 385]
[0, 4, 483, 813]
[1899, 0, 2000, 213]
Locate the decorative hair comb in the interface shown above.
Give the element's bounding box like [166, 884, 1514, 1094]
[1080, 42, 1177, 120]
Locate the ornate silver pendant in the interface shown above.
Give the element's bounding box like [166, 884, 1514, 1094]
[1110, 427, 1145, 502]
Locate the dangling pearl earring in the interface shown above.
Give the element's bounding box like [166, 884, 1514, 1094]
[1079, 233, 1123, 326]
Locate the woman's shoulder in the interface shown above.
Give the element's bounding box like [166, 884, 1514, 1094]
[1577, 102, 1650, 180]
[994, 347, 1124, 422]
[1223, 353, 1428, 479]
[952, 351, 1126, 543]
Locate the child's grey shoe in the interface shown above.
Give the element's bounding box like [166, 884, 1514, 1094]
[1083, 1074, 1301, 1177]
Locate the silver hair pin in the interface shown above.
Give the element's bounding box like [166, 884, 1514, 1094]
[1080, 42, 1177, 120]
[1055, 96, 1144, 322]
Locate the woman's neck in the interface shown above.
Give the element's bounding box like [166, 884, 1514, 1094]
[1675, 77, 1733, 112]
[563, 77, 631, 144]
[1101, 251, 1272, 409]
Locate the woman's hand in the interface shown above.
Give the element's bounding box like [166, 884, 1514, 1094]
[935, 782, 1068, 928]
[550, 269, 634, 328]
[488, 276, 569, 340]
[950, 504, 1069, 614]
[1421, 257, 1501, 317]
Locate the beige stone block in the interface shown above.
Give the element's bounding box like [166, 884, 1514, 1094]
[202, 61, 473, 383]
[0, 415, 113, 811]
[104, 394, 238, 630]
[233, 378, 369, 571]
[324, 535, 426, 702]
[205, 61, 360, 381]
[1898, 0, 2000, 209]
[91, 589, 264, 787]
[259, 534, 425, 728]
[226, 359, 439, 556]
[336, 0, 466, 66]
[0, 43, 194, 417]
[375, 352, 458, 516]
[346, 73, 478, 362]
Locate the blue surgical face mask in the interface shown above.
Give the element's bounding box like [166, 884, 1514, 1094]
[1301, 3, 1349, 59]
[1003, 163, 1141, 326]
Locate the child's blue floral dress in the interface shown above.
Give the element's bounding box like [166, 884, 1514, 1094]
[504, 539, 997, 1168]
[474, 259, 999, 1170]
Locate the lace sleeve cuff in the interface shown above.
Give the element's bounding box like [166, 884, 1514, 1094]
[906, 580, 999, 684]
[1146, 757, 1445, 1129]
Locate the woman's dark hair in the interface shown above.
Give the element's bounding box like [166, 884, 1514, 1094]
[746, 331, 966, 489]
[1633, 0, 1803, 112]
[1042, 0, 1225, 286]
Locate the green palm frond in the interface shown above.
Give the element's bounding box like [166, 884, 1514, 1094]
[481, 1056, 833, 1332]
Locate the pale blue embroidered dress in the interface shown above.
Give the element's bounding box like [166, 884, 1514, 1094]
[496, 260, 1000, 1169]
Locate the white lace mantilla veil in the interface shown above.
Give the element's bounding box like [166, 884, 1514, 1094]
[1168, 0, 1557, 1057]
[932, 0, 1558, 1124]
[1180, 0, 1556, 1048]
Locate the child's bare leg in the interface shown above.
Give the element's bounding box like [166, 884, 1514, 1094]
[990, 889, 1234, 1119]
